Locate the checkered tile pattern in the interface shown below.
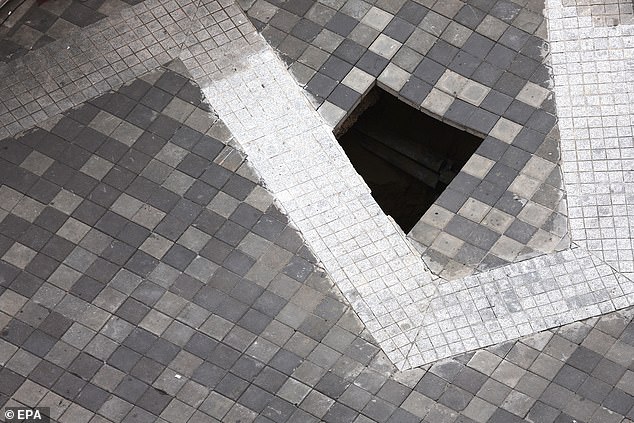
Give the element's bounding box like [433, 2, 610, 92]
[3, 60, 634, 423]
[1, 63, 334, 422]
[0, 0, 142, 63]
[197, 39, 634, 371]
[1, 0, 632, 369]
[238, 0, 569, 279]
[0, 0, 259, 140]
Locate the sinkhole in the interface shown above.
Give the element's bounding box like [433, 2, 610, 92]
[336, 87, 484, 233]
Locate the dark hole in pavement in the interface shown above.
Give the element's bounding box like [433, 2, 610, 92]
[336, 87, 483, 233]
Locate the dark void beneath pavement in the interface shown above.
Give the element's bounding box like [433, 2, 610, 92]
[336, 88, 483, 233]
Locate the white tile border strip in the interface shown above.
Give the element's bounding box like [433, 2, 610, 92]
[193, 23, 634, 369]
[546, 0, 634, 280]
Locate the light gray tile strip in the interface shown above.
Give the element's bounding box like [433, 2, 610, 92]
[547, 0, 634, 280]
[0, 0, 197, 139]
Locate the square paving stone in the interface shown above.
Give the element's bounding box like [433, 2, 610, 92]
[363, 396, 397, 422]
[414, 371, 448, 400]
[130, 357, 165, 384]
[38, 311, 73, 338]
[223, 250, 256, 276]
[333, 39, 366, 64]
[52, 371, 86, 400]
[213, 297, 250, 324]
[577, 376, 612, 403]
[238, 309, 271, 335]
[163, 244, 197, 271]
[356, 50, 390, 76]
[328, 84, 362, 110]
[28, 179, 61, 204]
[22, 330, 57, 358]
[96, 139, 129, 163]
[147, 188, 181, 215]
[399, 77, 432, 106]
[146, 338, 180, 366]
[454, 4, 487, 28]
[155, 72, 188, 95]
[123, 328, 158, 355]
[170, 274, 204, 300]
[125, 250, 159, 278]
[239, 384, 273, 413]
[231, 355, 265, 381]
[133, 133, 168, 158]
[192, 137, 224, 161]
[10, 273, 44, 297]
[252, 366, 288, 394]
[215, 372, 250, 400]
[499, 26, 530, 51]
[102, 240, 136, 266]
[184, 332, 218, 359]
[107, 344, 142, 373]
[326, 12, 358, 36]
[504, 220, 538, 244]
[383, 16, 415, 42]
[185, 181, 218, 206]
[75, 383, 109, 412]
[35, 207, 69, 232]
[396, 0, 428, 24]
[291, 18, 322, 43]
[228, 279, 263, 306]
[439, 385, 473, 411]
[322, 401, 358, 423]
[592, 358, 626, 385]
[602, 388, 634, 415]
[261, 397, 295, 422]
[488, 408, 525, 423]
[70, 276, 105, 302]
[71, 200, 107, 227]
[114, 375, 148, 403]
[115, 298, 151, 325]
[169, 199, 203, 225]
[191, 362, 225, 388]
[200, 163, 232, 190]
[69, 352, 103, 380]
[141, 87, 173, 112]
[29, 360, 64, 388]
[270, 8, 301, 33]
[268, 349, 303, 376]
[553, 364, 588, 391]
[567, 346, 603, 374]
[136, 386, 172, 414]
[171, 126, 203, 150]
[175, 153, 209, 179]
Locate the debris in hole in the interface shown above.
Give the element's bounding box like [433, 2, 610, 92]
[336, 87, 483, 233]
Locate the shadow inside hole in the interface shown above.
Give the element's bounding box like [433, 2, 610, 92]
[336, 87, 483, 233]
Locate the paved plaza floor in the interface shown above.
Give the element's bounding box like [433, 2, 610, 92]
[1, 0, 634, 421]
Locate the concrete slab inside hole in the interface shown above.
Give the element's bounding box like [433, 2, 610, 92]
[335, 86, 484, 233]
